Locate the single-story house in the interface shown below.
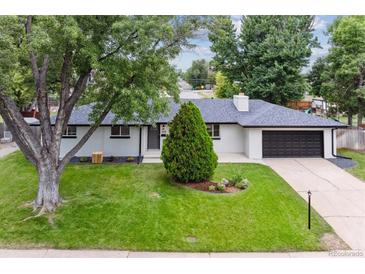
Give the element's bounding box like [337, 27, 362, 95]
[51, 94, 346, 161]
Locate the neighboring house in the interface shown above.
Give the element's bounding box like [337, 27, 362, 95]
[34, 94, 346, 161]
[288, 95, 329, 117]
[1, 117, 40, 143]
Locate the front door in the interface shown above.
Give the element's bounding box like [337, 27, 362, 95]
[147, 125, 160, 149]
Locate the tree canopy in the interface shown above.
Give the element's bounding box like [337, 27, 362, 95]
[183, 59, 214, 89]
[214, 71, 240, 98]
[308, 16, 365, 126]
[0, 15, 203, 212]
[161, 101, 218, 182]
[209, 16, 318, 105]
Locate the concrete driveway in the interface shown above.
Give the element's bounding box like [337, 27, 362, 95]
[264, 158, 365, 250]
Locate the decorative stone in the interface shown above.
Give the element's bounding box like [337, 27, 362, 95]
[185, 236, 197, 243]
[221, 178, 230, 186]
[149, 192, 161, 199]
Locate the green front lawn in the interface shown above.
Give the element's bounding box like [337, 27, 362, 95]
[338, 148, 365, 181]
[0, 152, 332, 251]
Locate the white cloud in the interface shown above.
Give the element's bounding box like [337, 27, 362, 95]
[313, 16, 328, 31]
[170, 46, 214, 71]
[309, 43, 331, 67]
[193, 28, 209, 40]
[231, 16, 242, 35]
[311, 43, 331, 59]
[302, 43, 331, 73]
[186, 46, 214, 58]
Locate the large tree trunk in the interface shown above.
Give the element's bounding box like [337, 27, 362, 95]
[348, 111, 353, 126]
[358, 111, 363, 128]
[357, 70, 364, 128]
[34, 160, 62, 212]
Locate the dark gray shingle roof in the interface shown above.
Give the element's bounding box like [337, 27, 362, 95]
[59, 99, 346, 128]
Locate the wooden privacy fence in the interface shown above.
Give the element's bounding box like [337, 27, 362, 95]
[337, 128, 365, 150]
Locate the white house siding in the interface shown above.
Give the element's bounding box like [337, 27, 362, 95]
[60, 127, 104, 158]
[324, 128, 335, 158]
[245, 128, 262, 159]
[60, 126, 141, 158]
[103, 126, 140, 157]
[142, 124, 246, 156]
[212, 124, 245, 153]
[141, 126, 148, 154]
[244, 127, 335, 159]
[241, 127, 250, 157]
[60, 125, 336, 160]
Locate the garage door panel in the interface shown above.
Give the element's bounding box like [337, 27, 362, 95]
[263, 131, 324, 158]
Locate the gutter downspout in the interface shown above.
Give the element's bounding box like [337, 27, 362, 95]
[138, 126, 142, 164]
[331, 128, 352, 160]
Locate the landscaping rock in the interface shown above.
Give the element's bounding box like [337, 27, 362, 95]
[221, 178, 230, 186]
[149, 192, 161, 199]
[185, 236, 197, 243]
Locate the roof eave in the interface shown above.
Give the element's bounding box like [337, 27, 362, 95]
[241, 125, 348, 128]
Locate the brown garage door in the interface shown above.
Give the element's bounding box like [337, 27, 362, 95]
[262, 131, 324, 158]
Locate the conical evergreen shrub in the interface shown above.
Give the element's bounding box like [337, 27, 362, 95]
[161, 101, 218, 182]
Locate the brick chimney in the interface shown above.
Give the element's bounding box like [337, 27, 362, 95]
[233, 93, 249, 112]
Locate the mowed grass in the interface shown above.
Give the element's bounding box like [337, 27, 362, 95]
[338, 148, 365, 181]
[0, 152, 332, 252]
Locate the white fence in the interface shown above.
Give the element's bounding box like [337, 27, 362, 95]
[337, 128, 365, 150]
[0, 122, 13, 143]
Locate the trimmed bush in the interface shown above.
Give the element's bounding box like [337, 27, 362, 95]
[208, 185, 216, 191]
[235, 179, 249, 190]
[216, 183, 225, 191]
[161, 101, 218, 182]
[229, 173, 245, 185]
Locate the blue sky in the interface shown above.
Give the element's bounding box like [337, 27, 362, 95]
[172, 15, 338, 72]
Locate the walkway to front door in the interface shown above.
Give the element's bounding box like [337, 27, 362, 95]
[142, 152, 265, 164]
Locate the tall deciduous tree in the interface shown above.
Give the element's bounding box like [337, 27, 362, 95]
[183, 59, 210, 89]
[309, 16, 365, 126]
[214, 71, 240, 98]
[0, 16, 202, 213]
[208, 16, 240, 83]
[209, 16, 318, 105]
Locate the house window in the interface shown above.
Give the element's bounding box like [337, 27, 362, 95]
[160, 124, 169, 136]
[110, 125, 130, 138]
[206, 124, 220, 139]
[62, 126, 77, 138]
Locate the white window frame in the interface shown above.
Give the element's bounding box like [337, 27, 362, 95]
[62, 126, 77, 138]
[110, 125, 130, 138]
[206, 124, 220, 139]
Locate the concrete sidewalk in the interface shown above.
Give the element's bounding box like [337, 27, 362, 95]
[0, 249, 363, 258]
[264, 158, 365, 251]
[143, 152, 265, 164]
[0, 142, 18, 158]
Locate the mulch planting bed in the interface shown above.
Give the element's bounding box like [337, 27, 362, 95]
[184, 181, 241, 193]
